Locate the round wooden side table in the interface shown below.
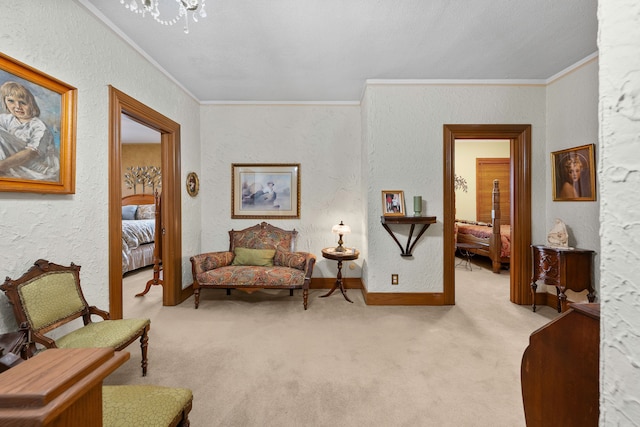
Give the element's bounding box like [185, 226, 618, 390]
[320, 247, 360, 303]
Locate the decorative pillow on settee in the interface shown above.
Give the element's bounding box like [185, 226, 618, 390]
[198, 252, 234, 272]
[273, 246, 307, 270]
[231, 248, 276, 266]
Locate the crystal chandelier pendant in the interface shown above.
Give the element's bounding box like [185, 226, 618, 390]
[121, 0, 207, 34]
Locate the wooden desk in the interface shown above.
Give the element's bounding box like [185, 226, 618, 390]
[530, 245, 595, 312]
[321, 247, 359, 303]
[0, 348, 129, 426]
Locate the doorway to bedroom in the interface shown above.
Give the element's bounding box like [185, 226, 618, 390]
[120, 114, 161, 316]
[108, 86, 183, 319]
[454, 139, 511, 291]
[443, 124, 532, 307]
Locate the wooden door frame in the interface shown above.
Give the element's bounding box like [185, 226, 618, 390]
[108, 86, 182, 319]
[443, 124, 532, 306]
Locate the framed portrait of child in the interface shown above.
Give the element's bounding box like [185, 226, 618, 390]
[0, 53, 77, 194]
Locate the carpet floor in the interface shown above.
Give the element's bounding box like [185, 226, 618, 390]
[107, 257, 558, 426]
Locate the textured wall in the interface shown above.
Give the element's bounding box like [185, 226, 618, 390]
[0, 1, 201, 332]
[362, 84, 547, 292]
[545, 59, 600, 303]
[199, 105, 363, 279]
[598, 1, 640, 424]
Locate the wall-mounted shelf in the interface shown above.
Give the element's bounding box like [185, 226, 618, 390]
[380, 216, 437, 257]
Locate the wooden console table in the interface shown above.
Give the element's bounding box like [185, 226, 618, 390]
[380, 216, 437, 257]
[530, 245, 595, 312]
[0, 348, 129, 426]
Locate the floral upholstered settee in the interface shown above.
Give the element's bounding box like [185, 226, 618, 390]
[190, 222, 316, 309]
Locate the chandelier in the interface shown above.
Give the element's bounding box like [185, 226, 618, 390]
[121, 0, 207, 34]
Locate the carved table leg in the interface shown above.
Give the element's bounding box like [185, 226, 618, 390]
[531, 281, 538, 312]
[320, 260, 354, 303]
[556, 287, 567, 313]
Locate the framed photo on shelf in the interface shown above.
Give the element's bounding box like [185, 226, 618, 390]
[551, 144, 596, 201]
[382, 190, 405, 216]
[232, 163, 300, 219]
[0, 53, 77, 194]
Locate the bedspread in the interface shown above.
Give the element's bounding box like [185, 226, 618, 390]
[456, 223, 511, 258]
[122, 219, 155, 274]
[122, 219, 155, 249]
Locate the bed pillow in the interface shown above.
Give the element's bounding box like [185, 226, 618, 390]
[135, 204, 155, 220]
[231, 247, 276, 267]
[122, 205, 137, 220]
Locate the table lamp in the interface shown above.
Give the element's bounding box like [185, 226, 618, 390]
[331, 221, 351, 252]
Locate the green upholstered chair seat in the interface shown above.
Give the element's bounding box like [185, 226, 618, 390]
[103, 385, 192, 427]
[56, 318, 150, 349]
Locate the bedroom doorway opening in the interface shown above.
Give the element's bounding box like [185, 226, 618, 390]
[443, 124, 532, 306]
[454, 139, 511, 277]
[108, 86, 183, 319]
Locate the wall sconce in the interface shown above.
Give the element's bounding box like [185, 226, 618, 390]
[331, 221, 351, 252]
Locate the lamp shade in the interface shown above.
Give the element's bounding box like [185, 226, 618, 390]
[332, 221, 351, 235]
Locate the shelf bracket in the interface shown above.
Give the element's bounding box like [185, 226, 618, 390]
[380, 216, 437, 257]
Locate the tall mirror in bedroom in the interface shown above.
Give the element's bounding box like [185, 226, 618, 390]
[454, 139, 512, 279]
[120, 113, 162, 315]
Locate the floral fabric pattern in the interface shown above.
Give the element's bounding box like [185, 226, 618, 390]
[197, 265, 306, 288]
[230, 222, 296, 252]
[191, 251, 234, 275]
[274, 246, 309, 271]
[135, 204, 155, 220]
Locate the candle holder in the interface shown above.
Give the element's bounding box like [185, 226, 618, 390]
[413, 196, 422, 217]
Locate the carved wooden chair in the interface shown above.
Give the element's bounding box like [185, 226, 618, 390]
[0, 259, 151, 376]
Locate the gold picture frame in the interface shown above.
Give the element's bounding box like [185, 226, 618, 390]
[551, 144, 596, 201]
[0, 53, 76, 194]
[382, 190, 405, 216]
[186, 171, 199, 197]
[232, 163, 300, 219]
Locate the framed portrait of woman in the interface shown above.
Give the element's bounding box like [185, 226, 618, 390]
[551, 144, 596, 201]
[0, 53, 77, 194]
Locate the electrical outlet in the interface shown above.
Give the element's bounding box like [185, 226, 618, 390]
[391, 274, 399, 285]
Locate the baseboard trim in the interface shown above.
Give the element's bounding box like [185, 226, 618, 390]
[361, 286, 446, 306]
[310, 278, 362, 289]
[311, 278, 446, 305]
[179, 284, 193, 305]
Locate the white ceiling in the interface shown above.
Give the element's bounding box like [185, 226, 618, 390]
[121, 114, 161, 144]
[80, 0, 598, 103]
